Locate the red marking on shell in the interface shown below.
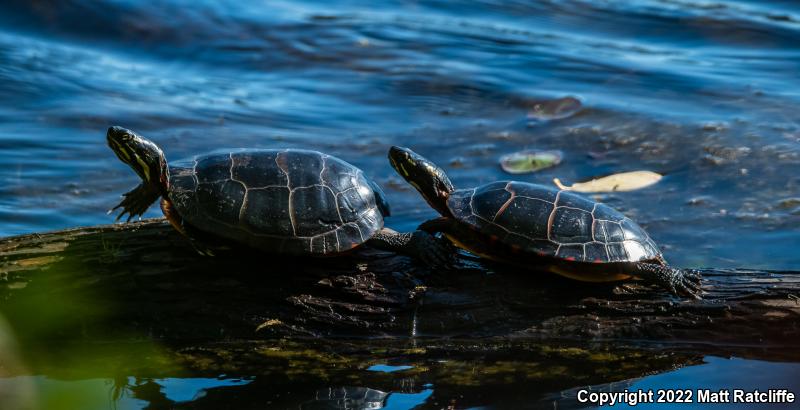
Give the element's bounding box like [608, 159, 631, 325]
[489, 234, 499, 242]
[493, 186, 516, 221]
[546, 191, 562, 240]
[594, 259, 603, 264]
[565, 256, 576, 261]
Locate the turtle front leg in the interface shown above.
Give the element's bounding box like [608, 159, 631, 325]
[160, 198, 187, 236]
[367, 228, 452, 268]
[630, 263, 703, 299]
[109, 183, 161, 222]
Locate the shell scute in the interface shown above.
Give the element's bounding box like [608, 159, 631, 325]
[622, 240, 649, 261]
[321, 156, 361, 191]
[473, 185, 511, 220]
[584, 242, 609, 261]
[598, 220, 625, 242]
[233, 151, 287, 188]
[550, 207, 593, 244]
[495, 196, 552, 238]
[292, 185, 341, 236]
[336, 223, 364, 250]
[606, 242, 630, 262]
[556, 244, 584, 261]
[280, 150, 325, 188]
[196, 180, 244, 226]
[243, 187, 292, 235]
[621, 218, 644, 241]
[511, 181, 558, 202]
[196, 155, 230, 183]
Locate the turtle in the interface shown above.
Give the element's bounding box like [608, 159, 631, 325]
[105, 126, 449, 265]
[387, 146, 702, 298]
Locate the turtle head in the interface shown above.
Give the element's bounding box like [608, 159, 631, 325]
[388, 146, 454, 216]
[107, 126, 169, 194]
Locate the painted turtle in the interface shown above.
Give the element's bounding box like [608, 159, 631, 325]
[105, 126, 448, 264]
[388, 146, 702, 298]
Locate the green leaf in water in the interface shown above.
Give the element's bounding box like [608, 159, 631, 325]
[500, 150, 563, 174]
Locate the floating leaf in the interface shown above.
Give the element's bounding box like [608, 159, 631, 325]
[527, 96, 582, 120]
[500, 150, 562, 174]
[553, 171, 662, 192]
[776, 198, 800, 209]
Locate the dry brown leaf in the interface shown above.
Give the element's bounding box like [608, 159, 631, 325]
[553, 171, 662, 193]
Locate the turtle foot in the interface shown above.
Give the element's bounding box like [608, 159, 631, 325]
[408, 230, 454, 270]
[634, 263, 703, 299]
[678, 269, 704, 299]
[111, 183, 160, 222]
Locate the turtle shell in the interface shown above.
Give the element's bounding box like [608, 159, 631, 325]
[166, 149, 384, 255]
[447, 181, 661, 263]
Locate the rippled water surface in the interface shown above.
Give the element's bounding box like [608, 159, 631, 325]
[1, 0, 799, 408]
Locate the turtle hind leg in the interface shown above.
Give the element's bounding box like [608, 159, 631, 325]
[630, 262, 703, 299]
[180, 223, 232, 257]
[186, 236, 219, 256]
[110, 183, 160, 222]
[159, 198, 228, 257]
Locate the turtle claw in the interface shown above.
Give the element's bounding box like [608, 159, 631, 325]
[671, 269, 703, 299]
[633, 263, 703, 300]
[680, 270, 704, 299]
[675, 280, 701, 300]
[111, 183, 160, 223]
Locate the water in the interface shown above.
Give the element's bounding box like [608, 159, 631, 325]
[1, 0, 799, 408]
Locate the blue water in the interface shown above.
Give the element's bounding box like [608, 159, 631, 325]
[0, 376, 252, 409]
[1, 0, 799, 270]
[367, 364, 415, 373]
[1, 0, 799, 409]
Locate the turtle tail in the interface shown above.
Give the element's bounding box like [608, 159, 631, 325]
[109, 183, 161, 222]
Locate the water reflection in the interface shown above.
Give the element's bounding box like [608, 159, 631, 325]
[304, 387, 389, 409]
[0, 324, 708, 409]
[367, 365, 415, 373]
[2, 354, 797, 409]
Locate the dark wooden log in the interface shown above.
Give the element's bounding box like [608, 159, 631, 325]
[1, 219, 798, 357]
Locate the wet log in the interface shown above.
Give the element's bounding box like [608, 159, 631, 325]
[1, 219, 798, 355]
